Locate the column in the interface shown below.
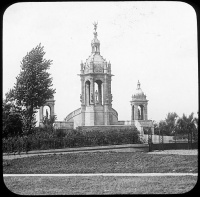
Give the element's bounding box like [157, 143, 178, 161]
[98, 83, 102, 105]
[85, 83, 90, 106]
[50, 104, 54, 117]
[90, 78, 94, 104]
[144, 104, 148, 120]
[131, 105, 134, 121]
[141, 105, 144, 120]
[81, 77, 85, 105]
[103, 77, 107, 105]
[103, 75, 109, 125]
[134, 104, 138, 120]
[39, 106, 43, 122]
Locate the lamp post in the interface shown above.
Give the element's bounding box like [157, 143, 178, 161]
[159, 128, 164, 151]
[172, 117, 179, 150]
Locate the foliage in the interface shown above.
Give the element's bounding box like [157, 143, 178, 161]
[42, 114, 57, 130]
[160, 112, 178, 136]
[176, 113, 196, 134]
[5, 44, 56, 135]
[158, 120, 168, 135]
[153, 122, 159, 135]
[3, 127, 142, 153]
[155, 112, 198, 142]
[2, 99, 23, 138]
[176, 113, 198, 141]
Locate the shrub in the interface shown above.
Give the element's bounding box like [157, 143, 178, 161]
[3, 126, 142, 153]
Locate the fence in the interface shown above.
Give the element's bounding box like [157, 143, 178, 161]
[2, 138, 70, 154]
[145, 128, 198, 151]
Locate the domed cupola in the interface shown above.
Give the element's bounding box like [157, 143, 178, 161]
[132, 80, 147, 101]
[81, 22, 111, 75]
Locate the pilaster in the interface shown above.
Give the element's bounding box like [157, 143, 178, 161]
[144, 104, 148, 120]
[134, 104, 138, 120]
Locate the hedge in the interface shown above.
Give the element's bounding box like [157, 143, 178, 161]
[3, 127, 142, 154]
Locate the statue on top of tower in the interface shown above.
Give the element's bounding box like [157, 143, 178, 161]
[93, 21, 98, 32]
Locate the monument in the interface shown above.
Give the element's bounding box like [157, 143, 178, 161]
[41, 23, 154, 134]
[64, 22, 119, 127]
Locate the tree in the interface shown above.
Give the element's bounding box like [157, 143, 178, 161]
[2, 98, 23, 138]
[153, 121, 160, 135]
[158, 120, 168, 135]
[177, 113, 196, 136]
[164, 112, 178, 135]
[8, 44, 56, 134]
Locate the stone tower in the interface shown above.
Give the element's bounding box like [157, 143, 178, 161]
[130, 81, 154, 135]
[130, 81, 148, 121]
[39, 96, 55, 127]
[79, 22, 114, 126]
[65, 23, 119, 127]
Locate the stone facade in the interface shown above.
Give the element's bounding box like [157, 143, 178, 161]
[130, 81, 154, 134]
[39, 96, 55, 127]
[39, 24, 154, 135]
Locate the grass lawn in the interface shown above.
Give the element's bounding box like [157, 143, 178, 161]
[3, 152, 198, 174]
[3, 176, 197, 195]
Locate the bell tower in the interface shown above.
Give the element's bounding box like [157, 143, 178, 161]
[79, 22, 114, 126]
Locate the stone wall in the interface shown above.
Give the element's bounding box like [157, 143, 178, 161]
[77, 125, 137, 134]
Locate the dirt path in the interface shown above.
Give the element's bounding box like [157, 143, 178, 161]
[147, 149, 198, 155]
[3, 149, 198, 160]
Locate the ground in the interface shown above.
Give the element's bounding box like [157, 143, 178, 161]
[3, 149, 198, 194]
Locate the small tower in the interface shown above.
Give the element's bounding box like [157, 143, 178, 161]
[130, 81, 148, 121]
[130, 81, 154, 135]
[39, 96, 55, 127]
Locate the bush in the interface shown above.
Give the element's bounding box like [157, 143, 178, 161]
[3, 126, 142, 153]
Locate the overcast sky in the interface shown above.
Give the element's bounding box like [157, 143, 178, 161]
[3, 2, 198, 125]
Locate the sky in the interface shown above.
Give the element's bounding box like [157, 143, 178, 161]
[3, 2, 198, 126]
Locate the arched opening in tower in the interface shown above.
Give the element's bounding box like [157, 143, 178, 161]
[85, 80, 91, 106]
[138, 105, 144, 120]
[95, 80, 103, 105]
[43, 105, 51, 120]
